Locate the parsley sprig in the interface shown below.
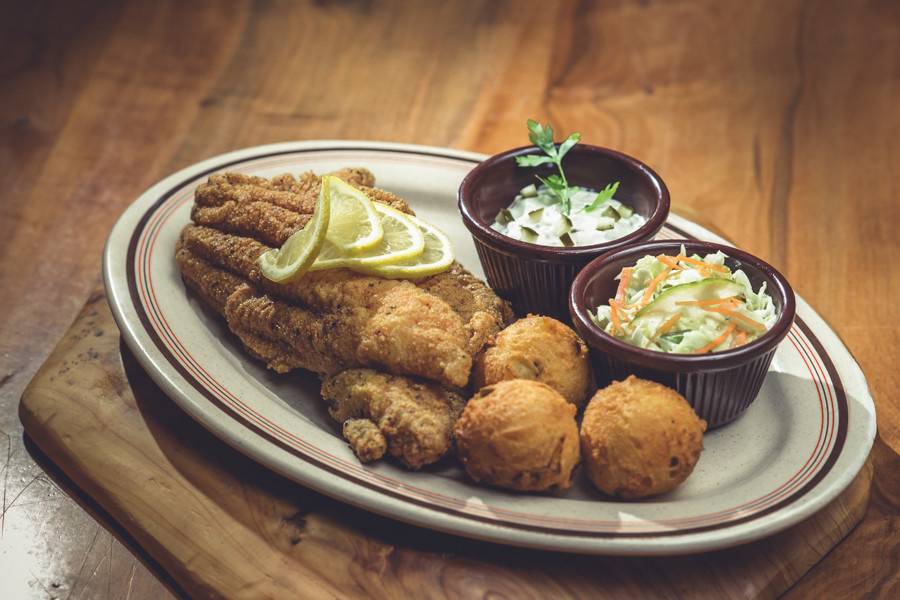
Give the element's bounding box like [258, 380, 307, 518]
[515, 119, 581, 215]
[515, 119, 621, 217]
[585, 181, 619, 212]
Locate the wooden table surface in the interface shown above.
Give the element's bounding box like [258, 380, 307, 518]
[1, 1, 898, 598]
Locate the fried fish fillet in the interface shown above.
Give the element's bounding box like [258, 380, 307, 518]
[177, 167, 513, 467]
[191, 169, 409, 246]
[180, 225, 472, 388]
[176, 243, 465, 467]
[188, 170, 512, 356]
[321, 369, 466, 469]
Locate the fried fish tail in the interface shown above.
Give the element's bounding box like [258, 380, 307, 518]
[228, 324, 309, 374]
[322, 369, 466, 469]
[341, 419, 388, 463]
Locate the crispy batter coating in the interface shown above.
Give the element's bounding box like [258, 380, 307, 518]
[180, 225, 472, 387]
[178, 244, 466, 467]
[176, 167, 513, 467]
[322, 369, 466, 469]
[580, 376, 707, 499]
[418, 264, 515, 356]
[188, 170, 510, 360]
[473, 315, 594, 408]
[175, 244, 244, 312]
[341, 419, 387, 464]
[191, 168, 408, 245]
[177, 245, 334, 373]
[454, 380, 580, 492]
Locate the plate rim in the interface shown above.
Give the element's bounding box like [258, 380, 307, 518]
[103, 140, 876, 555]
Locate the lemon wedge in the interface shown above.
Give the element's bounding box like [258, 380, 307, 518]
[321, 175, 383, 252]
[360, 215, 454, 279]
[257, 176, 330, 282]
[311, 203, 425, 271]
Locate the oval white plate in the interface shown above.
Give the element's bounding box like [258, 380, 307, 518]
[103, 141, 876, 556]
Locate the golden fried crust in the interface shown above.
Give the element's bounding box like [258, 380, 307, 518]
[342, 419, 388, 463]
[580, 376, 707, 499]
[175, 243, 244, 312]
[186, 168, 507, 369]
[322, 369, 466, 469]
[454, 380, 580, 492]
[224, 284, 357, 375]
[178, 246, 345, 373]
[178, 240, 468, 468]
[227, 323, 309, 374]
[191, 201, 305, 247]
[180, 225, 472, 387]
[473, 315, 595, 408]
[191, 169, 409, 242]
[417, 263, 515, 356]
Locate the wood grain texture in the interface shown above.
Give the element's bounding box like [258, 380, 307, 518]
[20, 292, 876, 600]
[1, 0, 898, 597]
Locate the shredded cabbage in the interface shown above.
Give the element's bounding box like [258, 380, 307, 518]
[591, 251, 777, 354]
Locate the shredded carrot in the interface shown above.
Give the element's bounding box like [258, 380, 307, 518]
[654, 313, 682, 338]
[615, 268, 633, 304]
[732, 330, 749, 348]
[706, 307, 766, 332]
[608, 299, 622, 335]
[678, 256, 729, 273]
[639, 267, 672, 307]
[694, 323, 736, 354]
[657, 255, 685, 270]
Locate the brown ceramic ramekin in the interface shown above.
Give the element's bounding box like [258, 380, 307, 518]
[458, 144, 669, 320]
[569, 240, 796, 428]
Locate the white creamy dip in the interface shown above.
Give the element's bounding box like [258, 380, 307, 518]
[491, 184, 646, 247]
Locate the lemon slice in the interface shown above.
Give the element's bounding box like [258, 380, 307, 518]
[311, 203, 425, 271]
[322, 175, 383, 252]
[257, 177, 330, 282]
[361, 216, 454, 279]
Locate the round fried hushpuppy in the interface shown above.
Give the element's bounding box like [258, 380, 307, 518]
[580, 376, 706, 499]
[454, 379, 580, 492]
[473, 315, 594, 408]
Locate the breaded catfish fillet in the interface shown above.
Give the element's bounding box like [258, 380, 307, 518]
[177, 245, 465, 468]
[191, 169, 409, 246]
[187, 169, 512, 358]
[321, 369, 466, 469]
[180, 225, 472, 387]
[176, 167, 514, 467]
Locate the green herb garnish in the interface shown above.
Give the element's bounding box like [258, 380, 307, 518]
[585, 181, 620, 212]
[515, 119, 580, 215]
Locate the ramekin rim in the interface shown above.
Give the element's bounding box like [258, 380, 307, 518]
[457, 144, 671, 262]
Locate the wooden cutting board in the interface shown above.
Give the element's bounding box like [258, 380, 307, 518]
[20, 287, 872, 600]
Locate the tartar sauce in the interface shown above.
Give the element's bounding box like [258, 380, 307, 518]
[491, 184, 646, 247]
